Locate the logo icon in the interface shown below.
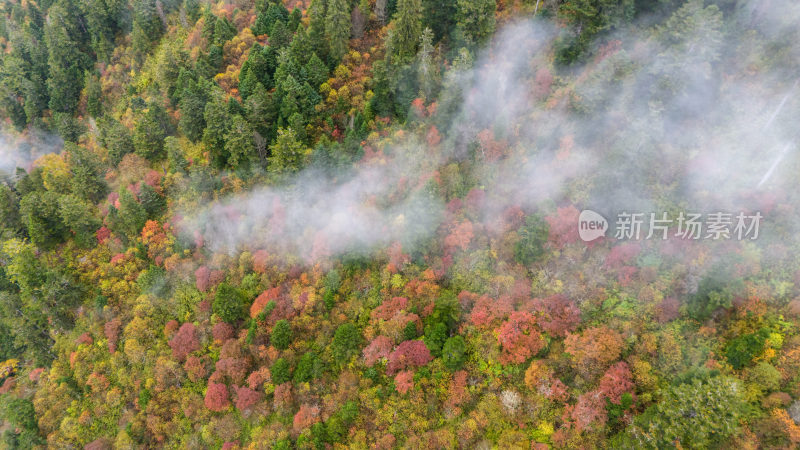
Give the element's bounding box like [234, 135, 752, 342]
[578, 209, 608, 242]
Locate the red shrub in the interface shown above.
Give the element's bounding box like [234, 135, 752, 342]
[164, 320, 179, 337]
[467, 293, 513, 328]
[195, 266, 211, 292]
[184, 356, 207, 382]
[104, 318, 122, 353]
[539, 377, 570, 403]
[510, 278, 532, 303]
[394, 370, 414, 394]
[293, 404, 321, 432]
[569, 391, 607, 431]
[445, 370, 470, 408]
[565, 362, 635, 432]
[363, 335, 394, 367]
[234, 385, 263, 412]
[247, 369, 267, 389]
[107, 192, 119, 208]
[0, 377, 14, 394]
[372, 297, 409, 321]
[533, 294, 581, 337]
[604, 242, 641, 270]
[96, 226, 111, 244]
[28, 368, 44, 382]
[386, 340, 433, 374]
[534, 68, 553, 99]
[212, 322, 235, 343]
[617, 266, 638, 286]
[444, 221, 474, 252]
[426, 125, 442, 147]
[656, 297, 680, 323]
[85, 438, 114, 450]
[252, 250, 270, 274]
[545, 206, 580, 248]
[144, 169, 162, 189]
[216, 357, 249, 384]
[169, 322, 200, 361]
[564, 326, 625, 377]
[209, 270, 225, 286]
[496, 311, 545, 364]
[76, 332, 93, 346]
[411, 97, 426, 117]
[250, 287, 281, 319]
[204, 382, 230, 412]
[273, 382, 293, 410]
[465, 188, 485, 213]
[597, 362, 635, 404]
[387, 241, 410, 273]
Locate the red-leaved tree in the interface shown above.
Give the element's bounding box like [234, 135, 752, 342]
[545, 206, 580, 248]
[533, 294, 581, 337]
[386, 340, 433, 374]
[394, 370, 414, 394]
[169, 322, 200, 361]
[212, 322, 235, 343]
[466, 292, 513, 328]
[496, 311, 545, 364]
[597, 361, 635, 404]
[104, 318, 122, 353]
[195, 266, 211, 292]
[293, 403, 321, 433]
[234, 385, 263, 412]
[564, 326, 625, 377]
[445, 370, 470, 410]
[204, 382, 230, 412]
[184, 355, 207, 383]
[372, 297, 409, 321]
[363, 335, 394, 367]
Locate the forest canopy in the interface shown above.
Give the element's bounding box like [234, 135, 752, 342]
[1, 0, 800, 448]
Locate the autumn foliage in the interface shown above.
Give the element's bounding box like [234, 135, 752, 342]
[204, 382, 231, 412]
[565, 326, 625, 377]
[169, 322, 200, 361]
[496, 311, 545, 364]
[386, 340, 433, 374]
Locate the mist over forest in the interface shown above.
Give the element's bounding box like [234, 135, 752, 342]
[1, 0, 800, 448]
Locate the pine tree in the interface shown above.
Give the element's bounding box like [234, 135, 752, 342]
[308, 0, 329, 62]
[271, 319, 292, 350]
[456, 0, 496, 45]
[246, 82, 279, 144]
[44, 0, 92, 114]
[303, 53, 329, 89]
[416, 27, 439, 99]
[224, 115, 256, 170]
[57, 194, 100, 248]
[270, 20, 291, 49]
[85, 71, 103, 117]
[98, 116, 135, 164]
[390, 0, 423, 62]
[423, 0, 456, 41]
[203, 92, 232, 167]
[66, 143, 107, 203]
[108, 189, 147, 238]
[0, 184, 23, 238]
[269, 127, 308, 173]
[134, 104, 169, 160]
[19, 191, 68, 249]
[179, 79, 209, 141]
[289, 26, 313, 67]
[132, 0, 165, 59]
[325, 0, 351, 63]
